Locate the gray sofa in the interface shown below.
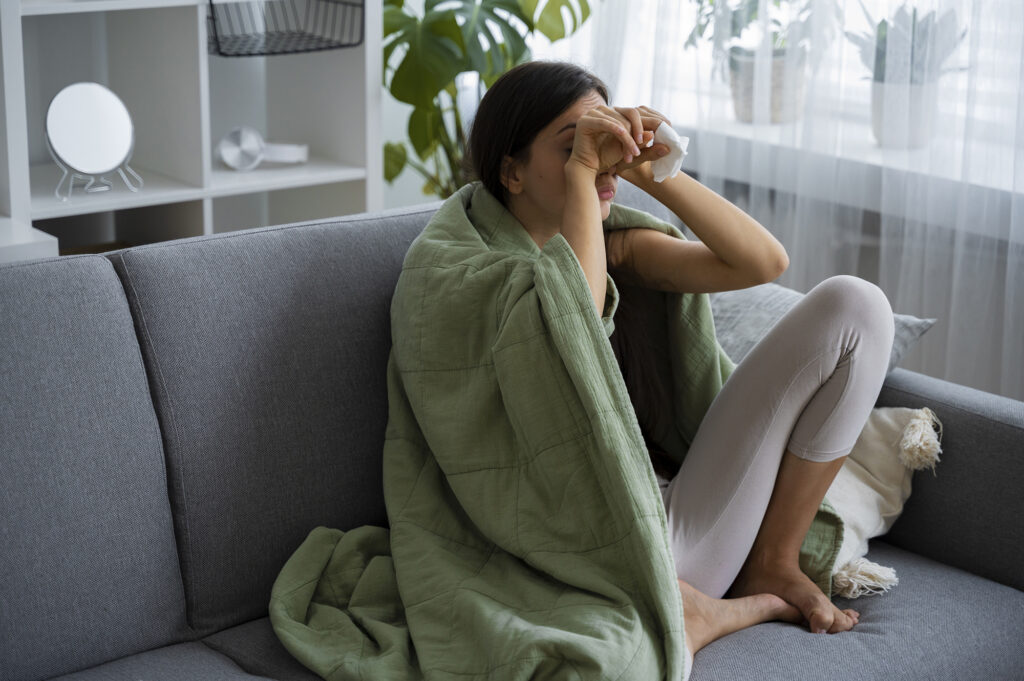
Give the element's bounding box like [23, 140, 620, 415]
[2, 185, 1023, 681]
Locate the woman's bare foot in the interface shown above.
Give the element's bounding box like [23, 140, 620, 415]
[679, 579, 801, 659]
[728, 557, 860, 634]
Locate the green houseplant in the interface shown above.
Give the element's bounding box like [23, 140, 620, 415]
[686, 0, 840, 124]
[845, 1, 966, 148]
[383, 0, 593, 198]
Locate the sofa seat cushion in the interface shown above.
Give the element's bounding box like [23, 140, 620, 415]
[202, 543, 1024, 681]
[203, 618, 321, 681]
[692, 541, 1024, 680]
[50, 642, 280, 681]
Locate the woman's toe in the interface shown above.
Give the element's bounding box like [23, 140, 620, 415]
[807, 604, 835, 634]
[827, 606, 856, 633]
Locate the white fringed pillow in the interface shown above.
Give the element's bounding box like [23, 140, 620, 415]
[826, 406, 943, 598]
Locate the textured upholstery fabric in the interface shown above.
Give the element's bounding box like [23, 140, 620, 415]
[212, 548, 1024, 681]
[877, 368, 1024, 591]
[203, 618, 321, 681]
[690, 541, 1024, 680]
[50, 642, 276, 681]
[0, 256, 188, 681]
[106, 207, 434, 636]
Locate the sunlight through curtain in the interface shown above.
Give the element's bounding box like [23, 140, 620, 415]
[531, 0, 1024, 400]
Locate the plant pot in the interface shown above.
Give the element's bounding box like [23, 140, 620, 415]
[871, 81, 939, 149]
[728, 46, 807, 124]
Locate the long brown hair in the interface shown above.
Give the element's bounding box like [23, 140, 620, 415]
[608, 284, 680, 480]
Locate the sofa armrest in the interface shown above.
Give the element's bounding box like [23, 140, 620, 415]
[876, 368, 1024, 591]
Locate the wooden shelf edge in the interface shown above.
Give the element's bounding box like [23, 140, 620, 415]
[29, 161, 369, 220]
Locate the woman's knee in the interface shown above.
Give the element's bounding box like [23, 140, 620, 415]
[806, 275, 895, 339]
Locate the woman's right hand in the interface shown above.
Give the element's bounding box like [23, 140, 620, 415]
[568, 105, 672, 177]
[567, 105, 643, 175]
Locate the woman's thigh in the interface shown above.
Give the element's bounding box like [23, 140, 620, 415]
[663, 275, 895, 597]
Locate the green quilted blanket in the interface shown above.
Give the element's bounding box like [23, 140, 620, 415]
[269, 182, 841, 681]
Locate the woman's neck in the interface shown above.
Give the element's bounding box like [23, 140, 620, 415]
[507, 198, 560, 250]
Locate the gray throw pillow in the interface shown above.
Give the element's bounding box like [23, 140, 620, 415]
[708, 282, 936, 373]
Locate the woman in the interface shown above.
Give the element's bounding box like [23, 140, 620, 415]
[463, 61, 894, 659]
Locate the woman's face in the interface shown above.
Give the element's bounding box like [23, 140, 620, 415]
[504, 90, 618, 231]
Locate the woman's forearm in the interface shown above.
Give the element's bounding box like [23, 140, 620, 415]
[638, 171, 789, 280]
[562, 161, 607, 314]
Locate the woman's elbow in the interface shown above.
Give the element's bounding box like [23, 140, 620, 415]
[757, 245, 786, 282]
[762, 247, 789, 283]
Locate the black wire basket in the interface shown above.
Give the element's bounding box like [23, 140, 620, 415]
[208, 0, 364, 57]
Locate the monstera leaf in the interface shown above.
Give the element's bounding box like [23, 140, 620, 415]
[384, 1, 465, 107]
[448, 0, 532, 80]
[520, 0, 591, 42]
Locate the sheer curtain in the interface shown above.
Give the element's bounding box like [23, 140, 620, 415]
[531, 0, 1024, 401]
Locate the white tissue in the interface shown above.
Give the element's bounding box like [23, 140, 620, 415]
[648, 123, 688, 183]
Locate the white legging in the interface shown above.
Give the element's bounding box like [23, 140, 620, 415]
[660, 275, 895, 598]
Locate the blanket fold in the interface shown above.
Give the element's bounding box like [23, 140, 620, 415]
[270, 182, 840, 681]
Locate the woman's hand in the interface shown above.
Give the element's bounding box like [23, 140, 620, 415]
[567, 104, 673, 181]
[616, 106, 673, 187]
[567, 105, 644, 176]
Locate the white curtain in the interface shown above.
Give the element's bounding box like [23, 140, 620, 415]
[530, 0, 1024, 401]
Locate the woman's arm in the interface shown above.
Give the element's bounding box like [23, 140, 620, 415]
[611, 110, 789, 294]
[562, 160, 608, 314]
[609, 171, 789, 294]
[563, 106, 644, 313]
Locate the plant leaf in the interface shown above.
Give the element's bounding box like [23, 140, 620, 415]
[384, 142, 408, 183]
[518, 0, 539, 29]
[388, 9, 466, 107]
[448, 0, 532, 80]
[408, 106, 442, 161]
[529, 0, 590, 42]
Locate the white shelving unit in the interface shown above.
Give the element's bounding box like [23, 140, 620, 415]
[0, 0, 382, 262]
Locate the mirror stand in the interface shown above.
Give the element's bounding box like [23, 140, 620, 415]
[50, 152, 144, 203]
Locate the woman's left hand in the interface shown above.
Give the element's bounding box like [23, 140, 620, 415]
[615, 105, 673, 186]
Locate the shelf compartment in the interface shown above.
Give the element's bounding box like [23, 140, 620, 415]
[35, 200, 205, 253]
[209, 43, 369, 176]
[22, 7, 205, 200]
[30, 163, 203, 220]
[207, 0, 364, 57]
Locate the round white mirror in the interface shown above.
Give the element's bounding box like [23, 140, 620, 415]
[46, 82, 134, 175]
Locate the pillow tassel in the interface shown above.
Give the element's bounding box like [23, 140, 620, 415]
[897, 407, 943, 473]
[832, 557, 899, 598]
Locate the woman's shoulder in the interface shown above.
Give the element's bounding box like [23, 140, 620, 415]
[405, 183, 535, 274]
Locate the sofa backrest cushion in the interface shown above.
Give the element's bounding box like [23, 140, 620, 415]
[0, 256, 188, 681]
[106, 205, 435, 635]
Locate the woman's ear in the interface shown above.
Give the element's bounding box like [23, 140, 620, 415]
[501, 155, 523, 195]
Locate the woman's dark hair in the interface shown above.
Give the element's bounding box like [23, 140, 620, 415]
[465, 61, 609, 206]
